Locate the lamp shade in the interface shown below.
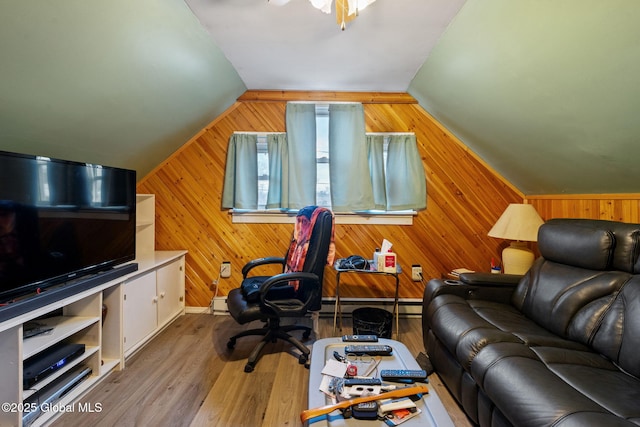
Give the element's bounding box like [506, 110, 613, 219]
[488, 204, 545, 242]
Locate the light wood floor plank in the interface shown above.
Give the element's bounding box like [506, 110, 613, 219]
[52, 314, 472, 427]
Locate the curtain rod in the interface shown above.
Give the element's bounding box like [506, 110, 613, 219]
[287, 101, 361, 105]
[366, 132, 415, 136]
[233, 131, 415, 136]
[233, 131, 285, 135]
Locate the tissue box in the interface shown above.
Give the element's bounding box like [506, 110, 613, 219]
[376, 252, 397, 273]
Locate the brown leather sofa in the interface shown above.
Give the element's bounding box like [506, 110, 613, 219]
[423, 219, 640, 426]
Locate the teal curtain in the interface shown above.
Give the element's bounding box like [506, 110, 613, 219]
[265, 133, 288, 209]
[328, 104, 374, 212]
[221, 133, 258, 209]
[366, 134, 387, 210]
[285, 103, 317, 208]
[386, 134, 427, 210]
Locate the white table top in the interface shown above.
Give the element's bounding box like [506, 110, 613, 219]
[307, 337, 454, 427]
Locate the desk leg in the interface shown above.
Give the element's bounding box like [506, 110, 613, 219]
[333, 272, 342, 335]
[393, 274, 400, 338]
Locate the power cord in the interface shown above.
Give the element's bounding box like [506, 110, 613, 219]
[209, 271, 221, 315]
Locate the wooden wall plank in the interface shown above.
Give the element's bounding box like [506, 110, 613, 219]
[528, 196, 640, 223]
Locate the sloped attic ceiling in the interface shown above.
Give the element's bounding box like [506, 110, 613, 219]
[188, 0, 640, 195]
[0, 0, 246, 178]
[185, 0, 466, 91]
[409, 1, 640, 195]
[1, 0, 640, 195]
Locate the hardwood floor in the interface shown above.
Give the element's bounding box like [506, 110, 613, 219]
[52, 313, 472, 427]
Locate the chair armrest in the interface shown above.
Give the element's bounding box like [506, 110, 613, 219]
[260, 272, 320, 315]
[242, 256, 286, 277]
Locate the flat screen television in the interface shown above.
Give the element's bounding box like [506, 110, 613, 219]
[0, 150, 136, 304]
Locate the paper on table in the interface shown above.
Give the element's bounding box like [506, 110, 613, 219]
[319, 359, 348, 396]
[322, 358, 348, 377]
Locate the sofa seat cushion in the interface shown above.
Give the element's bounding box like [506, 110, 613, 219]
[475, 344, 640, 427]
[532, 346, 640, 424]
[427, 294, 588, 371]
[470, 299, 589, 351]
[426, 294, 522, 370]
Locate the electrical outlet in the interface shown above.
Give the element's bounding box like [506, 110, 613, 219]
[411, 264, 422, 282]
[220, 261, 231, 278]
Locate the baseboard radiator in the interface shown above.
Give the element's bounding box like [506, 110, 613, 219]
[186, 297, 423, 317]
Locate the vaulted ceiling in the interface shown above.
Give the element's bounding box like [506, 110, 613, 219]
[1, 0, 640, 195]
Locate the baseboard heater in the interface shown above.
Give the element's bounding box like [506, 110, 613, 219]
[199, 297, 423, 317]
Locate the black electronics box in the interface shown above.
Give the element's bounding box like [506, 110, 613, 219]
[23, 342, 86, 388]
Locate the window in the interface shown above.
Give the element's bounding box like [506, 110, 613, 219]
[223, 102, 426, 224]
[36, 156, 51, 204]
[316, 105, 331, 208]
[86, 164, 104, 206]
[255, 105, 330, 210]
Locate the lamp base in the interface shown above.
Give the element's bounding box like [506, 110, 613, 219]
[502, 242, 534, 275]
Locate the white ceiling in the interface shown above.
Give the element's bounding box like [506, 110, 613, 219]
[185, 0, 466, 91]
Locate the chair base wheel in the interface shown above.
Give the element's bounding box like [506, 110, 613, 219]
[244, 364, 255, 373]
[298, 354, 308, 365]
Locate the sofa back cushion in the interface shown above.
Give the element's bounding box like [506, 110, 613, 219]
[513, 262, 631, 343]
[591, 276, 640, 378]
[537, 220, 615, 270]
[539, 219, 640, 273]
[512, 219, 639, 346]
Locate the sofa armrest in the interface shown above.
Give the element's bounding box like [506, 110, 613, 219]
[459, 272, 523, 286]
[424, 274, 520, 307]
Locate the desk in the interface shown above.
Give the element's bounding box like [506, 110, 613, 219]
[332, 262, 401, 337]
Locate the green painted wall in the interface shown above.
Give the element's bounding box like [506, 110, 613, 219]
[0, 0, 245, 179]
[409, 0, 640, 195]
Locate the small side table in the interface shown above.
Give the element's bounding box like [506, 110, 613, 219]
[332, 261, 401, 337]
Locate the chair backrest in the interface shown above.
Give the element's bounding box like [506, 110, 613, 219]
[284, 206, 335, 311]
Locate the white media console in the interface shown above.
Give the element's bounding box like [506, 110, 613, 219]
[0, 194, 186, 426]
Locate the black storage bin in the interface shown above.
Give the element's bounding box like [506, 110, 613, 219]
[352, 307, 392, 338]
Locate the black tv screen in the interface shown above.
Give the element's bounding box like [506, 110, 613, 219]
[0, 151, 136, 303]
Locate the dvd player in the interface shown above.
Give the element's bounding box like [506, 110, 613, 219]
[22, 365, 92, 426]
[23, 342, 85, 388]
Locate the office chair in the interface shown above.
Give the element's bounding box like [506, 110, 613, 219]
[226, 206, 335, 372]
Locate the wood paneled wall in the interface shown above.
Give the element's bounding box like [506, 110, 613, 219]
[137, 91, 523, 307]
[528, 195, 640, 222]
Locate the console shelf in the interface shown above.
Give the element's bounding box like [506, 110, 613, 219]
[22, 316, 100, 359]
[0, 193, 187, 427]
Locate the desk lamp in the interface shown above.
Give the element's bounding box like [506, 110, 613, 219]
[488, 204, 545, 275]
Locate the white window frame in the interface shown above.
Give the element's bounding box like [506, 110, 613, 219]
[230, 103, 418, 225]
[230, 209, 416, 225]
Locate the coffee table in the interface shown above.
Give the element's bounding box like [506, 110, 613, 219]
[307, 338, 454, 426]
